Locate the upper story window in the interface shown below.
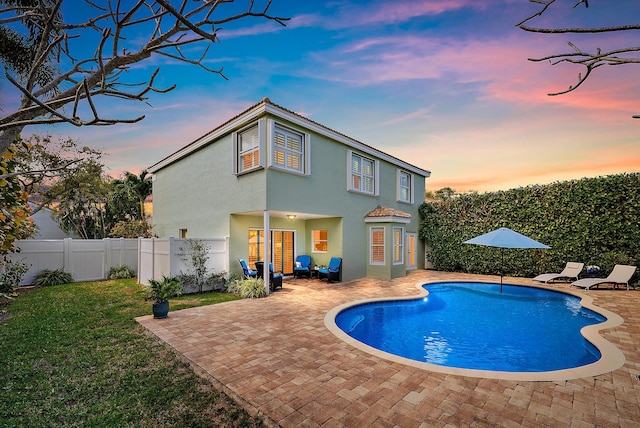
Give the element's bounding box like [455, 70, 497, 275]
[268, 120, 310, 175]
[397, 170, 413, 203]
[349, 151, 378, 195]
[273, 125, 304, 173]
[233, 121, 264, 175]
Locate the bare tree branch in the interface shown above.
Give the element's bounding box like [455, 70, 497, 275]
[517, 0, 640, 118]
[0, 0, 290, 152]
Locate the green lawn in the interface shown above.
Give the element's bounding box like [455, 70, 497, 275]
[0, 279, 263, 427]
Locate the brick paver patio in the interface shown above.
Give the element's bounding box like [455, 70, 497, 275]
[137, 270, 640, 427]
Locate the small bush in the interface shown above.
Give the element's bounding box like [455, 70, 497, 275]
[205, 271, 227, 291]
[108, 265, 136, 279]
[0, 259, 31, 293]
[226, 277, 267, 299]
[33, 269, 73, 287]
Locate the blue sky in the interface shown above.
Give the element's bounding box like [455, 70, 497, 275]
[13, 0, 640, 192]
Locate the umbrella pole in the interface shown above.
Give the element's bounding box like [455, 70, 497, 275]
[500, 248, 504, 293]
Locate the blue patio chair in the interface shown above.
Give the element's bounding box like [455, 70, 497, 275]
[318, 257, 342, 283]
[254, 262, 283, 292]
[269, 263, 284, 291]
[238, 259, 257, 278]
[293, 255, 312, 278]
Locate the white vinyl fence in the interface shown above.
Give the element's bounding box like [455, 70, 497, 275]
[6, 237, 230, 287]
[137, 237, 229, 285]
[8, 238, 138, 285]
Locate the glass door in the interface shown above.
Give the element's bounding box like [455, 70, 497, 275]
[249, 229, 295, 275]
[273, 230, 295, 275]
[405, 233, 417, 270]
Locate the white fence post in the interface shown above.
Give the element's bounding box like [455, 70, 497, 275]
[104, 238, 111, 279]
[63, 238, 72, 278]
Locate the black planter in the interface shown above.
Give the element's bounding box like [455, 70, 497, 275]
[152, 300, 170, 319]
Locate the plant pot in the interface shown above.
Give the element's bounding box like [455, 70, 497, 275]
[152, 300, 170, 319]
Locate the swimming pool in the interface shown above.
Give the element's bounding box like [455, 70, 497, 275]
[326, 281, 625, 381]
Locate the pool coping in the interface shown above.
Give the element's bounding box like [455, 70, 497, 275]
[324, 279, 626, 382]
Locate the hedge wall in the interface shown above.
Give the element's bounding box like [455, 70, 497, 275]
[419, 173, 640, 284]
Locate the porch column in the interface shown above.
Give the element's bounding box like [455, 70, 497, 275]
[263, 210, 271, 295]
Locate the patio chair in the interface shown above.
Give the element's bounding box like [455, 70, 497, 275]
[254, 262, 283, 292]
[269, 263, 284, 291]
[571, 264, 637, 291]
[238, 259, 257, 278]
[318, 257, 342, 283]
[293, 255, 312, 278]
[532, 262, 584, 284]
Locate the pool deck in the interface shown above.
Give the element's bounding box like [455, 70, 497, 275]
[136, 270, 640, 427]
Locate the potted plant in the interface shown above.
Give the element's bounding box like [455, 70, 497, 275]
[147, 275, 182, 319]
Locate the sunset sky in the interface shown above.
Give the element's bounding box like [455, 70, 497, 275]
[10, 0, 640, 193]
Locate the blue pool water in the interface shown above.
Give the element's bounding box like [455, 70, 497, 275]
[335, 282, 606, 372]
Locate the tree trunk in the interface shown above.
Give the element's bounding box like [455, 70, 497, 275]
[0, 127, 24, 154]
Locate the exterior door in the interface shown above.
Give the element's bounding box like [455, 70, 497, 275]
[249, 229, 294, 275]
[272, 230, 295, 275]
[405, 233, 417, 270]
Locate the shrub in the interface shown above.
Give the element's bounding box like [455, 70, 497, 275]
[420, 173, 640, 280]
[178, 239, 211, 293]
[108, 220, 152, 238]
[205, 271, 227, 291]
[0, 259, 31, 294]
[226, 277, 267, 299]
[108, 265, 136, 279]
[33, 269, 73, 287]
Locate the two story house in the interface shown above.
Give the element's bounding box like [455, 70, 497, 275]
[148, 98, 430, 282]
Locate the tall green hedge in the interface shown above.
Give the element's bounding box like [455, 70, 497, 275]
[419, 173, 640, 283]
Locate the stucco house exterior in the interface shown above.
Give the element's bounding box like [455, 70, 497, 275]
[148, 98, 430, 283]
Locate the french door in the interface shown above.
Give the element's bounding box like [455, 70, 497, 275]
[248, 229, 295, 275]
[405, 233, 417, 270]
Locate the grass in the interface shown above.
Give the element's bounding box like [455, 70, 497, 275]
[0, 279, 263, 427]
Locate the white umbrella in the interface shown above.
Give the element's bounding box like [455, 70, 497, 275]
[463, 227, 550, 292]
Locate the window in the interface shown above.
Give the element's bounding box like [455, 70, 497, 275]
[234, 122, 262, 174]
[398, 170, 413, 203]
[179, 229, 188, 239]
[370, 227, 385, 265]
[272, 125, 304, 173]
[393, 227, 404, 264]
[312, 230, 328, 253]
[349, 152, 377, 195]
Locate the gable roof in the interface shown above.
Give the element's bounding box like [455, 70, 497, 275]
[148, 97, 431, 177]
[364, 205, 412, 224]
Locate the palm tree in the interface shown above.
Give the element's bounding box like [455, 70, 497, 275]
[111, 170, 152, 220]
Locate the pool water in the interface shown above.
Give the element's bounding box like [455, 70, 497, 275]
[335, 282, 606, 372]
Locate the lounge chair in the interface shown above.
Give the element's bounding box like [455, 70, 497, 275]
[318, 257, 342, 283]
[239, 259, 258, 278]
[532, 262, 584, 284]
[571, 264, 637, 291]
[293, 255, 312, 278]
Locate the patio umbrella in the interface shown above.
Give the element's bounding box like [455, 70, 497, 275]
[463, 227, 550, 293]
